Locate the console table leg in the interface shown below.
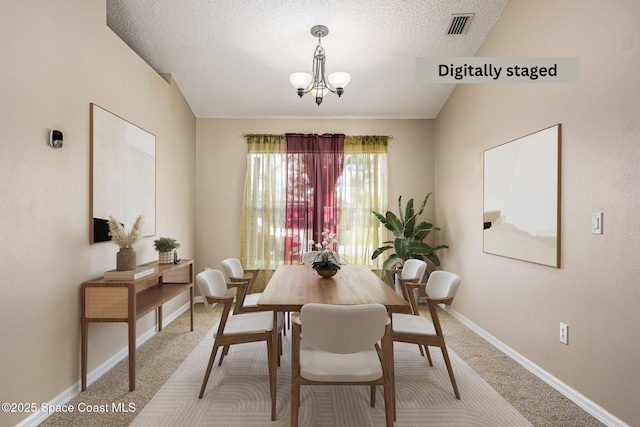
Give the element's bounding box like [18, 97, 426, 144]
[190, 287, 194, 331]
[129, 318, 136, 391]
[81, 320, 87, 391]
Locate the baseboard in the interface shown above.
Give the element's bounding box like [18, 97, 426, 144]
[16, 301, 192, 427]
[444, 307, 629, 427]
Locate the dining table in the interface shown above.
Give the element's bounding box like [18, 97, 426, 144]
[257, 263, 411, 421]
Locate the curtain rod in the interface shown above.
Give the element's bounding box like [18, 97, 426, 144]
[242, 133, 393, 139]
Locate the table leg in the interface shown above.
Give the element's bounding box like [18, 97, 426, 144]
[270, 311, 278, 421]
[382, 320, 396, 420]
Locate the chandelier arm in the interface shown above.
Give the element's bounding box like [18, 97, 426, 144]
[311, 45, 338, 93]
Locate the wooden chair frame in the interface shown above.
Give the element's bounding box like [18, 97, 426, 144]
[214, 278, 283, 366]
[290, 314, 394, 427]
[199, 293, 280, 419]
[393, 281, 460, 399]
[233, 267, 259, 294]
[225, 263, 290, 334]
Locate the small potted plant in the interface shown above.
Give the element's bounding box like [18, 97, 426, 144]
[153, 237, 180, 264]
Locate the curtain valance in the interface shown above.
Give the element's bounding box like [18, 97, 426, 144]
[245, 134, 389, 153]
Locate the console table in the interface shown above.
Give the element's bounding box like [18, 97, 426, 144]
[81, 260, 194, 391]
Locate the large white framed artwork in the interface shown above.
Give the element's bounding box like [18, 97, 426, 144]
[483, 124, 561, 267]
[90, 103, 156, 243]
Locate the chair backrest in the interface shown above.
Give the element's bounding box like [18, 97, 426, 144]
[401, 259, 427, 281]
[426, 271, 461, 300]
[221, 258, 244, 281]
[300, 303, 387, 354]
[196, 269, 228, 310]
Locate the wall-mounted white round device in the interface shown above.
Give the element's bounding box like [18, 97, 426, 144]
[49, 129, 63, 148]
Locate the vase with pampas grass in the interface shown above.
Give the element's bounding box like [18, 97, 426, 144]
[108, 215, 144, 271]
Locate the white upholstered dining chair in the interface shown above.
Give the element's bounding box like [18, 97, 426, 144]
[291, 303, 393, 427]
[392, 270, 461, 399]
[222, 257, 292, 333]
[385, 258, 427, 304]
[196, 269, 284, 413]
[221, 258, 263, 314]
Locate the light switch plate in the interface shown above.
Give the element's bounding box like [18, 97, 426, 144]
[592, 212, 603, 234]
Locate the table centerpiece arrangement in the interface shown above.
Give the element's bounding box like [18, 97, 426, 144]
[309, 229, 340, 278]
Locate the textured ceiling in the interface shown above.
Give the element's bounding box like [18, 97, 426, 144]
[106, 0, 508, 119]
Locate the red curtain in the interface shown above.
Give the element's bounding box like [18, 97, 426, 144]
[284, 133, 344, 264]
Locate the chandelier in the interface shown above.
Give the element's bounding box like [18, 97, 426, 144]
[289, 25, 351, 106]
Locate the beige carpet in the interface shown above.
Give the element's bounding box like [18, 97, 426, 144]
[129, 325, 532, 426]
[40, 304, 603, 427]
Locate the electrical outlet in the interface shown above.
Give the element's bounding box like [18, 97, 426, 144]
[559, 323, 569, 345]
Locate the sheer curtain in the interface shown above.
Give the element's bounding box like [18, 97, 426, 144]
[241, 134, 387, 272]
[338, 136, 388, 266]
[241, 135, 286, 279]
[284, 134, 344, 264]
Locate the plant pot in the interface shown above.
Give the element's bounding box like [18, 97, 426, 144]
[316, 269, 338, 278]
[158, 250, 174, 264]
[116, 247, 137, 271]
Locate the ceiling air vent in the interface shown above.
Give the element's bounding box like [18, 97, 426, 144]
[447, 13, 475, 35]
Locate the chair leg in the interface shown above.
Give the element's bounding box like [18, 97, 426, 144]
[418, 344, 425, 356]
[291, 320, 301, 427]
[424, 345, 433, 366]
[199, 343, 220, 399]
[277, 332, 282, 367]
[266, 337, 277, 421]
[383, 378, 394, 427]
[291, 381, 300, 427]
[370, 385, 376, 407]
[440, 345, 460, 399]
[218, 345, 230, 366]
[283, 312, 288, 336]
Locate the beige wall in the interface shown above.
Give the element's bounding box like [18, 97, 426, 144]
[195, 119, 435, 279]
[0, 2, 196, 425]
[4, 0, 636, 425]
[434, 0, 640, 424]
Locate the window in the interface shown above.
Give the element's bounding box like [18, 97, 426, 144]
[241, 134, 387, 271]
[338, 136, 388, 265]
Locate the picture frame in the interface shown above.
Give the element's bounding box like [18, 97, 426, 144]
[483, 124, 561, 267]
[90, 103, 156, 243]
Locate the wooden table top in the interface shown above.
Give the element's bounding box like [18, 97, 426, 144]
[257, 264, 411, 314]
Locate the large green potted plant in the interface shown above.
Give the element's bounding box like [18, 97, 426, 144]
[371, 193, 447, 275]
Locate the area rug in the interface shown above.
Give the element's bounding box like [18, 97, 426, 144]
[130, 325, 532, 427]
